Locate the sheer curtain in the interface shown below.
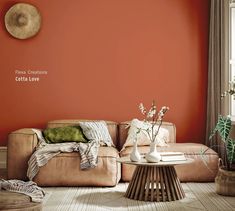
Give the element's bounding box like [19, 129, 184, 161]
[206, 0, 229, 161]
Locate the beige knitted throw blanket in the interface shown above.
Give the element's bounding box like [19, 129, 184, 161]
[27, 129, 99, 181]
[0, 179, 45, 202]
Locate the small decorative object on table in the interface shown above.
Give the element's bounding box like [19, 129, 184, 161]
[130, 128, 141, 162]
[160, 152, 186, 162]
[138, 100, 169, 163]
[130, 140, 141, 162]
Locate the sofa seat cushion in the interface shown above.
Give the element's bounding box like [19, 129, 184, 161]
[33, 146, 121, 187]
[120, 143, 219, 182]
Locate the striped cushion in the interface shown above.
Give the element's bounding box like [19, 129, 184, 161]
[79, 121, 113, 146]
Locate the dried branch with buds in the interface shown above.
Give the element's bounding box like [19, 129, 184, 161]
[138, 100, 169, 143]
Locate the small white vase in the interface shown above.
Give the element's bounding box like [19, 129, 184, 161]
[145, 142, 161, 163]
[130, 141, 141, 162]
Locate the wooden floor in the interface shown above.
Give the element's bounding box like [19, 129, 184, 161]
[1, 169, 235, 211]
[42, 183, 235, 211]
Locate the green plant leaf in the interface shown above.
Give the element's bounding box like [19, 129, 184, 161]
[209, 115, 232, 142]
[199, 147, 214, 173]
[226, 138, 235, 164]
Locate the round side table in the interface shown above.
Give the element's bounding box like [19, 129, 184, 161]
[0, 191, 42, 210]
[117, 157, 194, 202]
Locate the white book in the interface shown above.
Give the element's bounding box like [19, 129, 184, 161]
[160, 152, 186, 162]
[161, 155, 186, 162]
[160, 152, 184, 156]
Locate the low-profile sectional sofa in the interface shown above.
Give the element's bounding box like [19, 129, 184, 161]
[7, 119, 219, 186]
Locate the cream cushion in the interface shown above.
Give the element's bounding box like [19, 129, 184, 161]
[121, 119, 169, 150]
[79, 121, 114, 146]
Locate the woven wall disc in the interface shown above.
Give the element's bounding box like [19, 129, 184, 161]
[5, 3, 41, 39]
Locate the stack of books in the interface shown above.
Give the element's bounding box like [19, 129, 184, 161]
[160, 152, 186, 162]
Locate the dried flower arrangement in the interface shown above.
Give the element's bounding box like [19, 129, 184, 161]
[138, 100, 169, 143]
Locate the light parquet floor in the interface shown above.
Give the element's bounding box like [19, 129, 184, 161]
[43, 183, 235, 211]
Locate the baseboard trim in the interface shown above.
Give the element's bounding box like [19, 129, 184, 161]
[0, 146, 7, 169]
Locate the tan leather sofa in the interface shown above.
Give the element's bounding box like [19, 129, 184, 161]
[7, 120, 219, 187]
[8, 120, 121, 187]
[119, 122, 219, 182]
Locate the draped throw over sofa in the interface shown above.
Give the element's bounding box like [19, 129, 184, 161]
[8, 120, 121, 187]
[7, 120, 219, 186]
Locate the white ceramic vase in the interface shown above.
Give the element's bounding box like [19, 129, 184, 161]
[145, 142, 161, 163]
[130, 141, 141, 162]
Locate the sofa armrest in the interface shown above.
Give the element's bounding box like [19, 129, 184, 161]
[7, 128, 39, 180]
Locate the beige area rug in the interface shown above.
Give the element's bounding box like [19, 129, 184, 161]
[43, 183, 235, 211]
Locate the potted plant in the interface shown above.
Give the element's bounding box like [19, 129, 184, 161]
[205, 81, 235, 196]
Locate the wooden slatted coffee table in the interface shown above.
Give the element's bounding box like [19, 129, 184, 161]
[117, 157, 193, 202]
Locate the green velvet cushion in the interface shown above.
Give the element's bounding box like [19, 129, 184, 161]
[43, 126, 88, 144]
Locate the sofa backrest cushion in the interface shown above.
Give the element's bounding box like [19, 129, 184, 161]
[43, 126, 88, 144]
[118, 121, 176, 150]
[47, 120, 118, 147]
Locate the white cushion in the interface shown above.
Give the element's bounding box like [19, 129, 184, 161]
[122, 119, 169, 150]
[79, 121, 113, 146]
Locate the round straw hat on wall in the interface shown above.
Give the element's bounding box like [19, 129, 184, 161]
[4, 3, 41, 39]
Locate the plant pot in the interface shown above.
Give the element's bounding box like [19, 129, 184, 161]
[215, 163, 235, 196]
[145, 142, 161, 163]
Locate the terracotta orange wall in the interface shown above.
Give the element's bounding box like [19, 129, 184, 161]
[0, 0, 209, 146]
